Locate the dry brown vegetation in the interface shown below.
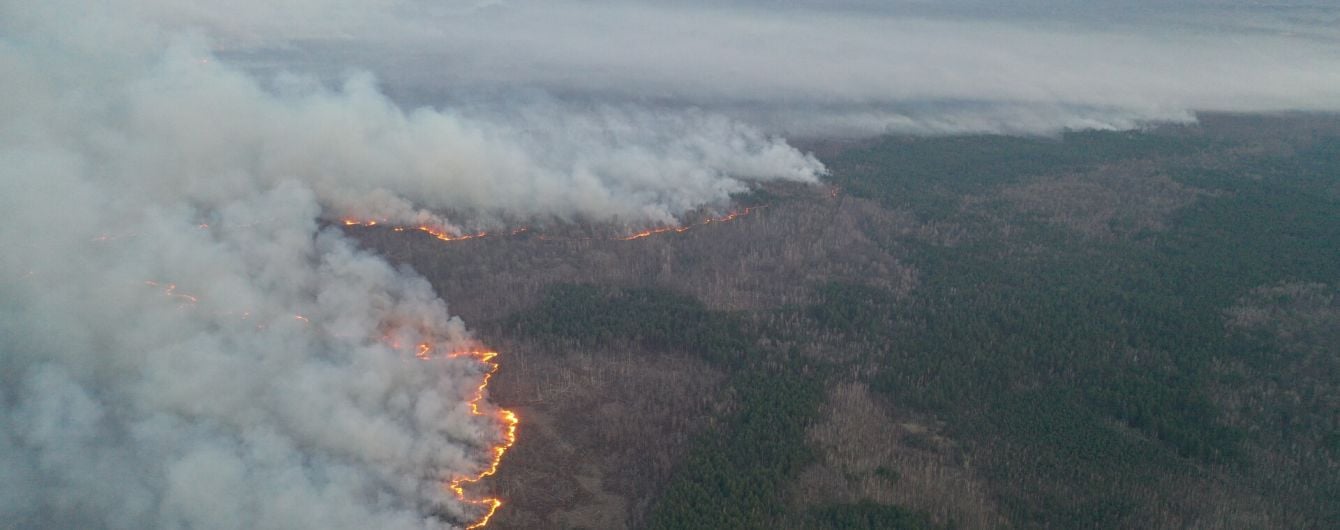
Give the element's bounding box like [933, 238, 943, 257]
[1000, 162, 1206, 239]
[791, 382, 1004, 529]
[348, 183, 928, 528]
[352, 182, 916, 322]
[477, 342, 729, 529]
[349, 184, 911, 527]
[344, 114, 1340, 529]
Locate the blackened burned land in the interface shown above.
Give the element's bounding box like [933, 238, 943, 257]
[351, 113, 1340, 529]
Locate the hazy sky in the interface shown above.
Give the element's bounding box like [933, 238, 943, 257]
[84, 0, 1340, 136]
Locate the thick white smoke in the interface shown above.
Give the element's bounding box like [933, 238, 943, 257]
[1, 183, 490, 529]
[0, 3, 823, 529]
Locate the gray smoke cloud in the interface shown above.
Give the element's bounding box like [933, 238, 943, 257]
[112, 0, 1340, 136]
[0, 2, 822, 529]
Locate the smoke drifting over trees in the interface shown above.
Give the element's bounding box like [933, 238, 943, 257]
[4, 0, 1339, 528]
[0, 2, 820, 528]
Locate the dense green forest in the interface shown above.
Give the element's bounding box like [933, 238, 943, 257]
[816, 123, 1340, 527]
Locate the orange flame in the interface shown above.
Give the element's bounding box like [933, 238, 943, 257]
[341, 205, 761, 244]
[336, 205, 761, 526]
[619, 205, 764, 240]
[442, 350, 518, 529]
[415, 224, 488, 243]
[139, 274, 516, 527]
[698, 205, 761, 225]
[341, 218, 488, 243]
[308, 321, 520, 527]
[619, 225, 691, 241]
[144, 280, 200, 305]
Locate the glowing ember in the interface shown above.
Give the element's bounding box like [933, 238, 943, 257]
[144, 280, 200, 305]
[698, 205, 762, 225]
[91, 230, 137, 243]
[340, 204, 761, 245]
[442, 350, 518, 529]
[137, 244, 514, 528]
[341, 218, 487, 242]
[417, 225, 488, 243]
[379, 335, 516, 527]
[143, 281, 320, 331]
[619, 205, 764, 240]
[620, 225, 691, 240]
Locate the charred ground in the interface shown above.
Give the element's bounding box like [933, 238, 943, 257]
[351, 113, 1340, 529]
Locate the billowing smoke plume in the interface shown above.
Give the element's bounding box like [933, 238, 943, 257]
[0, 2, 822, 529]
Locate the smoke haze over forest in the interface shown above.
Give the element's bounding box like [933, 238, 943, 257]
[0, 1, 819, 528]
[2, 0, 1338, 528]
[127, 0, 1340, 135]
